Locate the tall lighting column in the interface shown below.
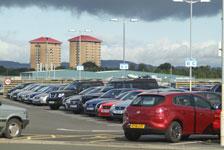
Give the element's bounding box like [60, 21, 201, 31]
[222, 0, 224, 146]
[110, 18, 138, 78]
[68, 29, 92, 81]
[172, 0, 211, 91]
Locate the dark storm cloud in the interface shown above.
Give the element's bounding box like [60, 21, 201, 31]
[0, 0, 221, 21]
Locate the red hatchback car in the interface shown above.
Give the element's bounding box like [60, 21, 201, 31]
[123, 92, 218, 143]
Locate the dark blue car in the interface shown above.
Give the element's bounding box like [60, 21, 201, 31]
[84, 88, 139, 116]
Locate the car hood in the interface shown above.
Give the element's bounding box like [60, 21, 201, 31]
[103, 100, 121, 106]
[50, 90, 74, 94]
[113, 100, 133, 108]
[35, 93, 48, 97]
[1, 104, 27, 112]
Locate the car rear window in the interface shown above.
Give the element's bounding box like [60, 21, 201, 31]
[131, 95, 165, 107]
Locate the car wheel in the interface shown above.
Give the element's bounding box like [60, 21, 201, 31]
[124, 131, 141, 141]
[49, 105, 60, 110]
[3, 118, 22, 138]
[165, 121, 182, 143]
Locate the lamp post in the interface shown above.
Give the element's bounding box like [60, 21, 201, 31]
[222, 0, 224, 146]
[110, 18, 138, 78]
[172, 0, 211, 91]
[68, 29, 92, 81]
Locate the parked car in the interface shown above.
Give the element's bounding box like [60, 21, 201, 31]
[0, 83, 3, 95]
[31, 84, 66, 105]
[110, 88, 186, 121]
[8, 83, 33, 99]
[47, 80, 104, 110]
[98, 90, 146, 119]
[210, 84, 221, 93]
[101, 78, 158, 92]
[84, 88, 137, 116]
[193, 91, 221, 106]
[15, 84, 41, 101]
[0, 101, 29, 138]
[123, 92, 217, 143]
[64, 86, 103, 113]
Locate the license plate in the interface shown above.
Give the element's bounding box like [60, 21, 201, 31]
[101, 109, 109, 113]
[49, 101, 55, 104]
[130, 124, 145, 129]
[87, 107, 94, 110]
[70, 105, 77, 108]
[114, 110, 123, 114]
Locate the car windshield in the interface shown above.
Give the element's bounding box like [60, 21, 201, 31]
[101, 82, 123, 92]
[115, 92, 129, 99]
[131, 95, 165, 106]
[121, 91, 142, 101]
[88, 87, 102, 94]
[101, 90, 122, 98]
[79, 87, 95, 95]
[64, 82, 79, 90]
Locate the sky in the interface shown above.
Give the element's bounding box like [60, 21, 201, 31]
[0, 0, 222, 67]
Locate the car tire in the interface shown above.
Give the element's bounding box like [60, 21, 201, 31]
[165, 121, 182, 143]
[49, 105, 60, 110]
[124, 131, 141, 141]
[3, 118, 22, 138]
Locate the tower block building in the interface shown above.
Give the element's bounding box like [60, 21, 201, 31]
[29, 37, 62, 70]
[68, 35, 102, 68]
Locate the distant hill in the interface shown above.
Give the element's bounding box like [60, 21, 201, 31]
[0, 61, 30, 69]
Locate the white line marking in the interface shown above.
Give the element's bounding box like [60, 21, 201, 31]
[56, 128, 123, 133]
[170, 141, 203, 145]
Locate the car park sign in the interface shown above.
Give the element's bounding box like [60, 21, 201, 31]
[185, 58, 197, 67]
[120, 63, 129, 70]
[76, 65, 84, 71]
[4, 78, 11, 85]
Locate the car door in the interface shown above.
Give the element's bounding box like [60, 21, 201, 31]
[173, 94, 195, 134]
[0, 102, 4, 129]
[192, 95, 215, 134]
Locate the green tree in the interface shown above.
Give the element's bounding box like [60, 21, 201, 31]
[129, 63, 136, 70]
[83, 62, 100, 71]
[138, 63, 147, 72]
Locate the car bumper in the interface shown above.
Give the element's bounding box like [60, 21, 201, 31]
[22, 120, 29, 129]
[123, 123, 166, 135]
[47, 98, 63, 106]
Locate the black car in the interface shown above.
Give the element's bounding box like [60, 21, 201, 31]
[101, 78, 158, 92]
[64, 86, 103, 114]
[46, 80, 104, 110]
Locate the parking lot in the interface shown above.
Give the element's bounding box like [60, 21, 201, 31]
[0, 96, 222, 150]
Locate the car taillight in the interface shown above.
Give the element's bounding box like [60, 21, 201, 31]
[155, 107, 167, 114]
[214, 113, 220, 119]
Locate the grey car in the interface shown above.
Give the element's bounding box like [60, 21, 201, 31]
[0, 101, 29, 138]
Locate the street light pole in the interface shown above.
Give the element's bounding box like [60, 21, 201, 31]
[110, 18, 138, 78]
[69, 29, 92, 81]
[221, 0, 224, 146]
[172, 0, 211, 91]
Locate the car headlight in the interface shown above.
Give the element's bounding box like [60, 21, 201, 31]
[58, 93, 65, 98]
[111, 104, 115, 110]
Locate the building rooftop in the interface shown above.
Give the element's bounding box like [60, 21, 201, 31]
[29, 37, 62, 44]
[68, 35, 102, 43]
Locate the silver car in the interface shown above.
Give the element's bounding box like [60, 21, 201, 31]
[0, 101, 29, 138]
